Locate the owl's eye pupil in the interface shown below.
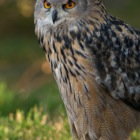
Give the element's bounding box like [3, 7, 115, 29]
[47, 3, 50, 6]
[68, 3, 72, 6]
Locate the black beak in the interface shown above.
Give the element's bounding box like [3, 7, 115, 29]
[52, 10, 58, 23]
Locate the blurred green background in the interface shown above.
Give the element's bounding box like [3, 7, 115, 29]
[0, 0, 140, 139]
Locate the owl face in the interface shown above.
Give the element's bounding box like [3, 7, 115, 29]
[34, 0, 89, 26]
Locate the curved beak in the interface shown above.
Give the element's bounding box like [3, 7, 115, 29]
[52, 10, 58, 23]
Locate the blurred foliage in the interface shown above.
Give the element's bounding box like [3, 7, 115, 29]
[0, 108, 71, 140]
[0, 0, 140, 139]
[0, 81, 65, 117]
[0, 82, 71, 140]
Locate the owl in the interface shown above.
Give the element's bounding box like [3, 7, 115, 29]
[34, 0, 140, 139]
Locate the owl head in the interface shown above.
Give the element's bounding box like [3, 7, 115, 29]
[34, 0, 104, 28]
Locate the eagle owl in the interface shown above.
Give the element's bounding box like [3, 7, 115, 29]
[34, 0, 140, 139]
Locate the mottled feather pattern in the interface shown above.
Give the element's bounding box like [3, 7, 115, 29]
[34, 0, 140, 139]
[89, 15, 140, 109]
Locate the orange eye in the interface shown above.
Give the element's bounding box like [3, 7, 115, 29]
[44, 0, 51, 9]
[64, 1, 75, 9]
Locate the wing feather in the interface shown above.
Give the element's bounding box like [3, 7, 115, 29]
[90, 16, 140, 109]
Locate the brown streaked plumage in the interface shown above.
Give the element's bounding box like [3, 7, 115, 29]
[34, 0, 140, 139]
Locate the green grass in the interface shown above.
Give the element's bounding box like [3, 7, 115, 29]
[0, 82, 71, 140]
[0, 107, 71, 140]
